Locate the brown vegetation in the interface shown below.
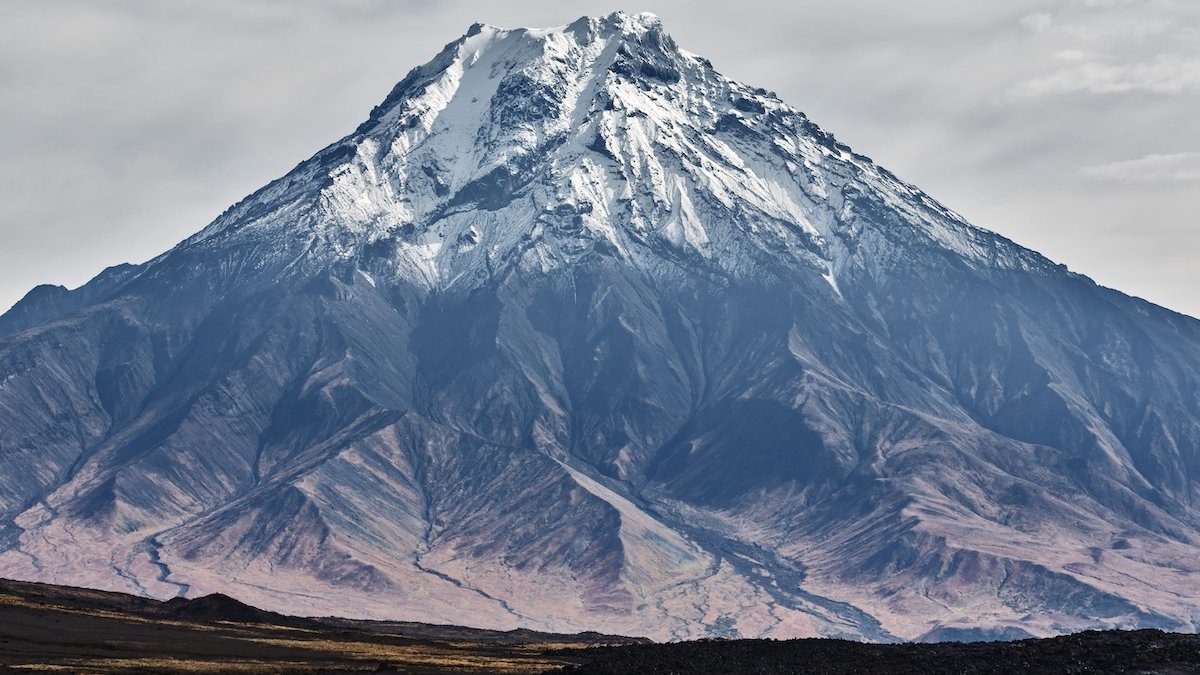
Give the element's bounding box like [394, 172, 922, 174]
[0, 578, 630, 673]
[4, 578, 1198, 674]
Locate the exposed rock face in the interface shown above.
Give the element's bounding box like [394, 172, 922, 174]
[1, 12, 1199, 641]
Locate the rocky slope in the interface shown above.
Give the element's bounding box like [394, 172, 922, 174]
[1, 12, 1199, 641]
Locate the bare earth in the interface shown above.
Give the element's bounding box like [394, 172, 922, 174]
[0, 578, 634, 673]
[3, 578, 1200, 674]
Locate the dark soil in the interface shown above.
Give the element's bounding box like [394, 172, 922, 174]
[0, 577, 631, 672]
[2, 577, 1198, 673]
[562, 631, 1200, 674]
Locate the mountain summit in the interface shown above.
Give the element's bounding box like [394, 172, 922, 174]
[2, 13, 1199, 641]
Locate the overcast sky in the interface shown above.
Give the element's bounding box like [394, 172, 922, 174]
[1, 0, 1197, 316]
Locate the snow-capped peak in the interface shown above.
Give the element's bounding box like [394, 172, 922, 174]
[6, 12, 1200, 647]
[179, 12, 1047, 293]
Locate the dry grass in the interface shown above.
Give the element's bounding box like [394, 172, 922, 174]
[0, 580, 596, 673]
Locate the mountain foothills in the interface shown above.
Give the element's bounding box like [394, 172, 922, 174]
[1, 12, 1199, 642]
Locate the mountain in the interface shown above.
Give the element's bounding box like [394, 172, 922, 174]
[1, 12, 1199, 641]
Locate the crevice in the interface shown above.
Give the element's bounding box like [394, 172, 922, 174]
[144, 535, 190, 598]
[411, 474, 530, 624]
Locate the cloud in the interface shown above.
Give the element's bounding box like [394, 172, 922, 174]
[1010, 54, 1200, 98]
[1022, 11, 1051, 32]
[1059, 16, 1173, 40]
[1053, 49, 1092, 61]
[1020, 11, 1054, 32]
[1074, 0, 1159, 7]
[1082, 153, 1200, 182]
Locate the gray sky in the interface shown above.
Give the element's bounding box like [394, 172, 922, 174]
[1, 0, 1197, 316]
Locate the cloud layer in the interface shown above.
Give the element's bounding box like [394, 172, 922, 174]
[1083, 153, 1200, 182]
[1012, 54, 1200, 98]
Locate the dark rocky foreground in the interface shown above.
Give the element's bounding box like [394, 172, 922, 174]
[559, 632, 1200, 674]
[2, 579, 1198, 673]
[0, 578, 635, 672]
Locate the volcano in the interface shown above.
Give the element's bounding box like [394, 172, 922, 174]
[1, 12, 1198, 641]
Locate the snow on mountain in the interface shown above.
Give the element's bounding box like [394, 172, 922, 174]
[174, 11, 1043, 295]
